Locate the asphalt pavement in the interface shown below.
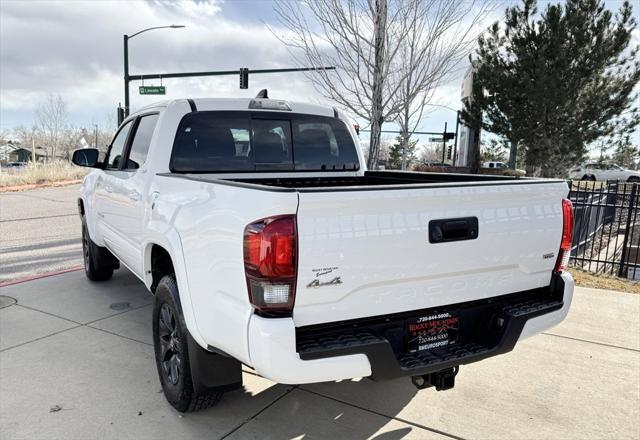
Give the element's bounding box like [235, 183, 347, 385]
[0, 184, 82, 283]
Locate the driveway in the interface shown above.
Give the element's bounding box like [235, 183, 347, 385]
[1, 269, 638, 439]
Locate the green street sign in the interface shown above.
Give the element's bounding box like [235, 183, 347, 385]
[139, 86, 166, 95]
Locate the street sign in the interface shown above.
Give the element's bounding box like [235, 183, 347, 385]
[139, 86, 166, 95]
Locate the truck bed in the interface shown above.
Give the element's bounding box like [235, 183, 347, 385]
[157, 170, 569, 327]
[161, 170, 562, 192]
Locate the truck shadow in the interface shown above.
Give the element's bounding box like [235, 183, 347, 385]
[88, 270, 424, 438]
[217, 376, 421, 439]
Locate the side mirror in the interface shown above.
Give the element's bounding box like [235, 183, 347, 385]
[72, 148, 100, 168]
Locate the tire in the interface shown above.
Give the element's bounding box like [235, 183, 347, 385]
[153, 275, 222, 412]
[581, 175, 590, 181]
[82, 220, 114, 281]
[627, 176, 639, 182]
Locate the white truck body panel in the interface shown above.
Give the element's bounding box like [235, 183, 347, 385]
[77, 97, 574, 386]
[294, 180, 567, 326]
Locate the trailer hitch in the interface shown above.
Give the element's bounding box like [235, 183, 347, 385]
[411, 366, 459, 391]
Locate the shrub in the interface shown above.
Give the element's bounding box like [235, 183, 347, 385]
[0, 161, 88, 188]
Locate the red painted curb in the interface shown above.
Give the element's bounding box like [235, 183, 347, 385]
[0, 265, 84, 288]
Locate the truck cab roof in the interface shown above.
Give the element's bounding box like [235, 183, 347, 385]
[132, 97, 336, 118]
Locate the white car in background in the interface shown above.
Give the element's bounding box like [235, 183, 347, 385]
[570, 163, 640, 181]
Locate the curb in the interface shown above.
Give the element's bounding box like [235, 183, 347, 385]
[0, 265, 84, 288]
[0, 179, 83, 193]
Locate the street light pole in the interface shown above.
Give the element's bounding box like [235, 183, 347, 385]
[123, 25, 185, 118]
[123, 34, 129, 117]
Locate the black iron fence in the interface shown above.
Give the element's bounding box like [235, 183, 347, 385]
[568, 180, 639, 279]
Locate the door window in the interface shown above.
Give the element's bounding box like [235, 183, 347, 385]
[105, 120, 133, 169]
[125, 114, 159, 170]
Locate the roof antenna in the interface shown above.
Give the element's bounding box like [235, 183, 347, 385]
[255, 89, 268, 99]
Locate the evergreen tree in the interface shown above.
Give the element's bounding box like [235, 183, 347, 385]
[462, 0, 640, 177]
[388, 135, 418, 169]
[611, 134, 640, 169]
[481, 139, 509, 162]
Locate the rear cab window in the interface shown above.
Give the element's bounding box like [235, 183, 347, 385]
[170, 111, 359, 173]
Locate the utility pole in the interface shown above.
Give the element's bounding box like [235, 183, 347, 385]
[441, 122, 448, 164]
[31, 137, 35, 163]
[453, 111, 460, 165]
[94, 124, 98, 148]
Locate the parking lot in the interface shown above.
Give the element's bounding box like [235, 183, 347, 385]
[1, 185, 639, 439]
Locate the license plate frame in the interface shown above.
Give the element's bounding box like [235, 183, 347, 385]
[406, 312, 460, 353]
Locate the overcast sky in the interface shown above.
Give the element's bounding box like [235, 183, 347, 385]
[1, 0, 638, 151]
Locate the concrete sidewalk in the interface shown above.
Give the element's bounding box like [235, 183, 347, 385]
[0, 270, 638, 439]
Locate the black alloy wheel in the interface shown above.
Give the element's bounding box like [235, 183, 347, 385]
[158, 303, 183, 386]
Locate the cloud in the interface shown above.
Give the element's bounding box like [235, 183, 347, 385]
[0, 0, 319, 126]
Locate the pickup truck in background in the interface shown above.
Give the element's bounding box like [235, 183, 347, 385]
[72, 93, 574, 412]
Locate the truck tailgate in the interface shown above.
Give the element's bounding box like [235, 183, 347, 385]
[293, 181, 568, 327]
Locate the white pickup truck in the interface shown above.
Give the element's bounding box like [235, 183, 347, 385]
[72, 94, 574, 412]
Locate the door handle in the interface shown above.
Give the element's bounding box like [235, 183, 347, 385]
[105, 185, 114, 193]
[429, 217, 479, 243]
[128, 190, 141, 201]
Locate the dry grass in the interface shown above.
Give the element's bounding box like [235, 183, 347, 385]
[0, 161, 88, 189]
[569, 266, 639, 293]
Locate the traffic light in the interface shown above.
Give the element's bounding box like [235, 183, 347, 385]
[446, 145, 453, 160]
[239, 68, 249, 89]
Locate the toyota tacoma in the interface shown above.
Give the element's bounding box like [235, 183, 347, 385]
[72, 93, 574, 412]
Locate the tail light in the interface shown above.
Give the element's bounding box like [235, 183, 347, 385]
[554, 199, 574, 273]
[243, 215, 297, 315]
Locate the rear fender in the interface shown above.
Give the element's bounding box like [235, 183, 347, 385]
[143, 223, 208, 350]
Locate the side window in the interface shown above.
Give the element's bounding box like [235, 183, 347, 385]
[125, 114, 159, 170]
[105, 120, 133, 169]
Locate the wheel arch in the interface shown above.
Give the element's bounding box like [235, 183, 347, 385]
[142, 228, 209, 350]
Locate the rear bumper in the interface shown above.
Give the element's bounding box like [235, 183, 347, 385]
[247, 272, 573, 384]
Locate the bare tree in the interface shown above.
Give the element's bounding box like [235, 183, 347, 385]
[273, 0, 416, 168]
[394, 0, 491, 169]
[35, 94, 69, 161]
[273, 0, 491, 169]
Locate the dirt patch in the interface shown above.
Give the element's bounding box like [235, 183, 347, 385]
[569, 267, 639, 293]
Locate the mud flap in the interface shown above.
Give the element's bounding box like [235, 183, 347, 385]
[187, 333, 243, 394]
